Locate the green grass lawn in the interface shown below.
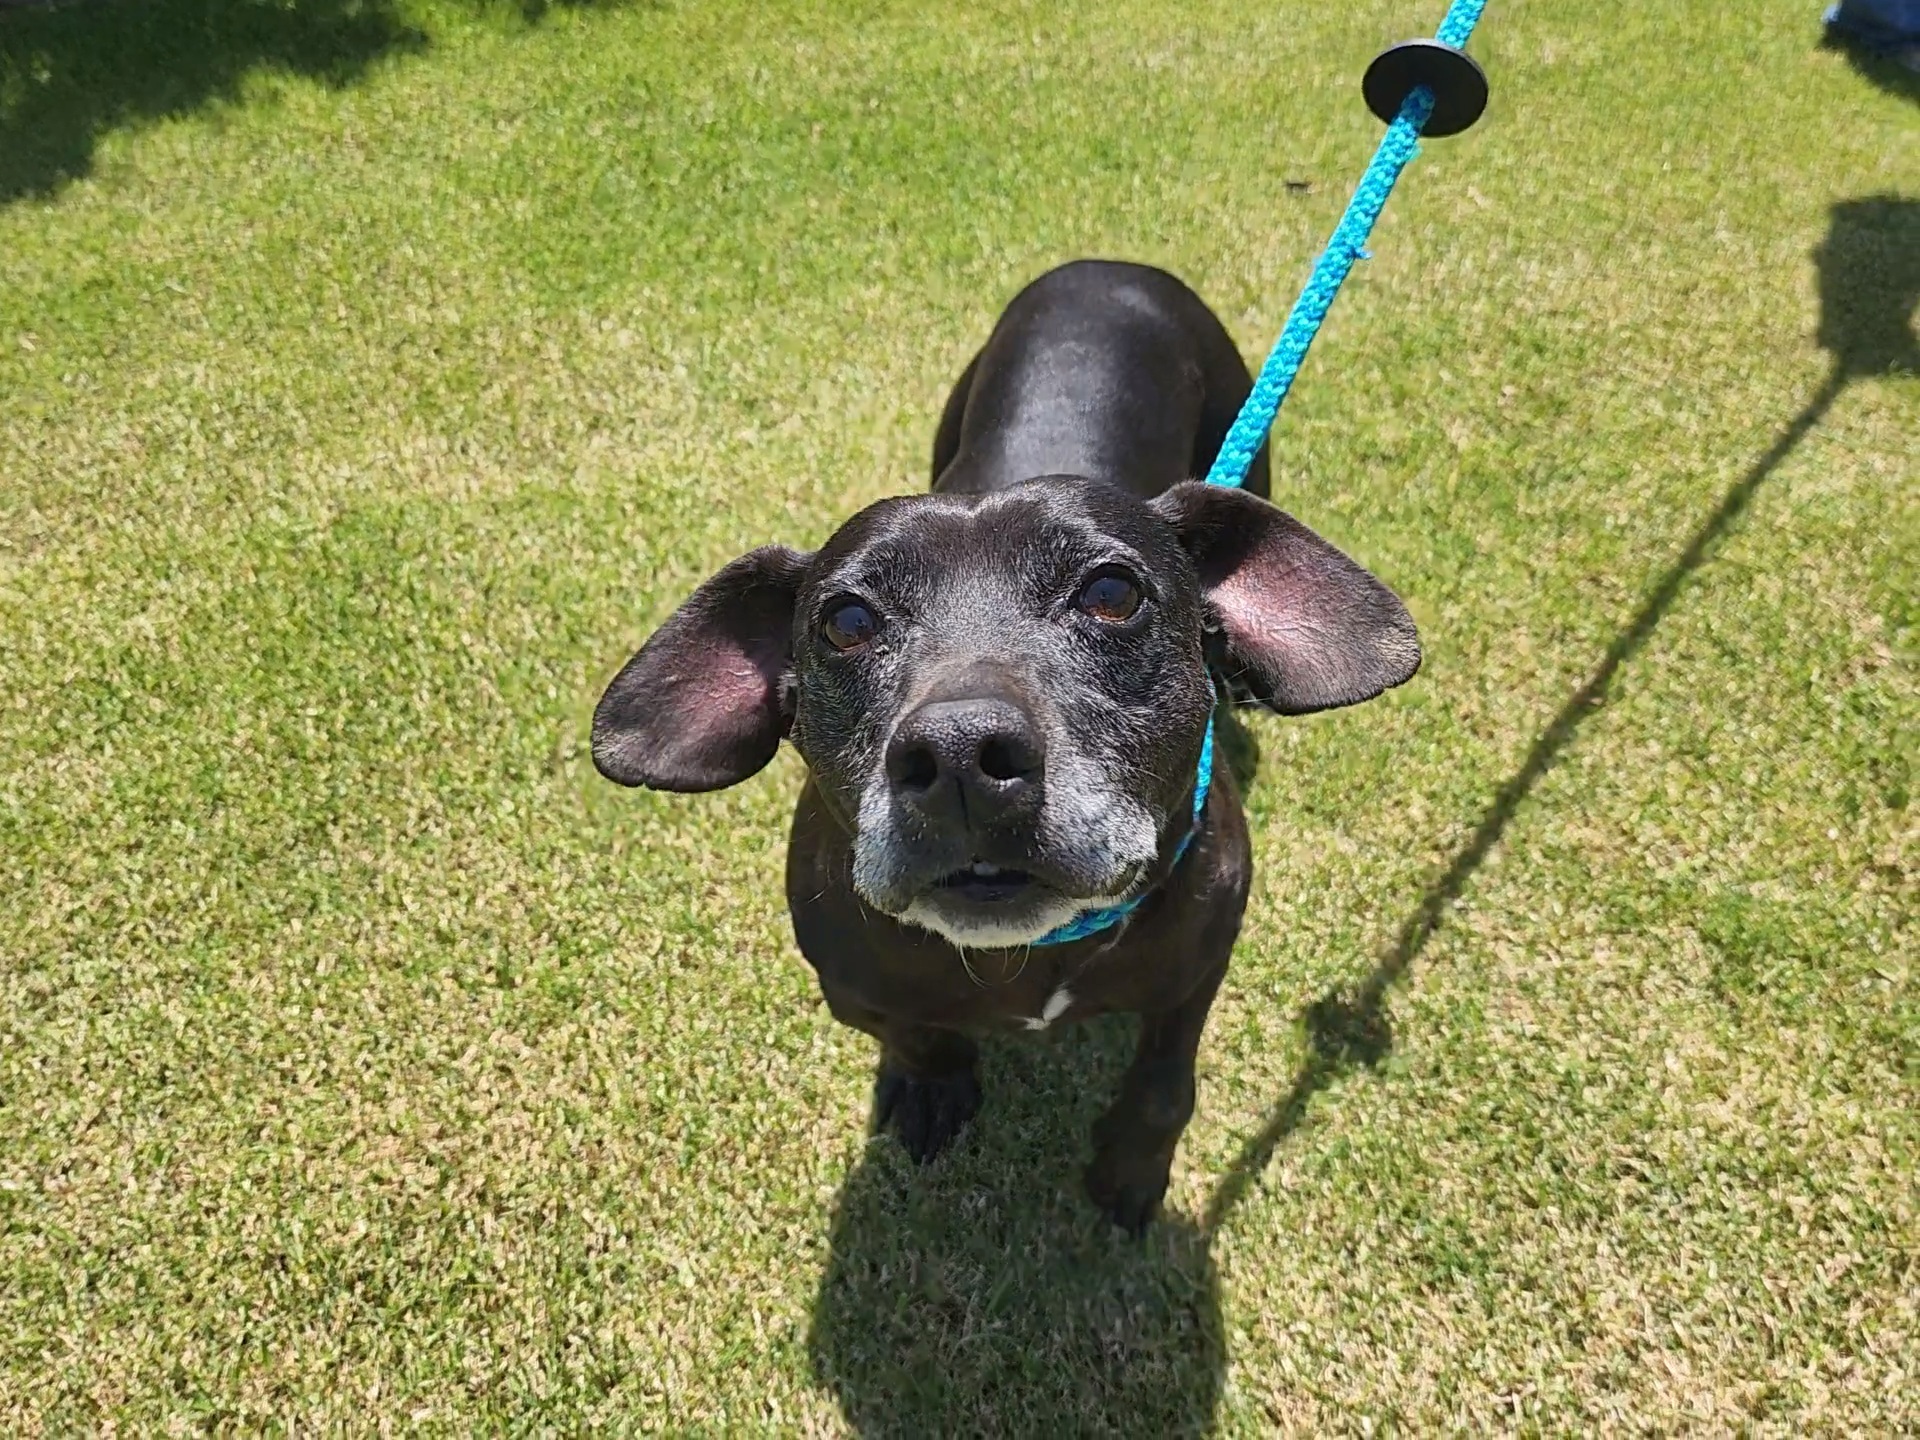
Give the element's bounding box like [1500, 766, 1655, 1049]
[3, 0, 1915, 1429]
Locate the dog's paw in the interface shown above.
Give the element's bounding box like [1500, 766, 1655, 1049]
[1084, 1150, 1171, 1235]
[873, 1066, 981, 1164]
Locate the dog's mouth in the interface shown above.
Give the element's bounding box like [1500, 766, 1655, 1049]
[892, 853, 1149, 948]
[932, 860, 1035, 905]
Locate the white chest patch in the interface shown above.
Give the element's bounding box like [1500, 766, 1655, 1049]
[1022, 986, 1074, 1032]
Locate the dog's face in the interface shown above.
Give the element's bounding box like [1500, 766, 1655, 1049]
[592, 479, 1420, 948]
[790, 478, 1214, 946]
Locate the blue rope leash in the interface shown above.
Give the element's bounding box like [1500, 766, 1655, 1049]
[1026, 2, 1485, 947]
[1204, 0, 1489, 489]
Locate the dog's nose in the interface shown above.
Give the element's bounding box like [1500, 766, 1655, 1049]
[886, 698, 1044, 828]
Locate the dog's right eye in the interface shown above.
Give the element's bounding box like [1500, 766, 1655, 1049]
[1075, 569, 1144, 623]
[821, 599, 879, 652]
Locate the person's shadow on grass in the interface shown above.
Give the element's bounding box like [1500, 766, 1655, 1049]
[1820, 13, 1920, 105]
[809, 1018, 1225, 1438]
[1205, 192, 1919, 1231]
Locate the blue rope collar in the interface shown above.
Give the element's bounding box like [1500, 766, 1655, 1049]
[1028, 714, 1215, 946]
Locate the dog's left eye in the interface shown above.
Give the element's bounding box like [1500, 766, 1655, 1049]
[821, 599, 879, 651]
[1075, 570, 1143, 623]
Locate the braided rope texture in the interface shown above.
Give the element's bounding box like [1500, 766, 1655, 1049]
[1203, 0, 1489, 489]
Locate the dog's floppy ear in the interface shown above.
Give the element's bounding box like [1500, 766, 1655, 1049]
[591, 545, 813, 791]
[1152, 482, 1420, 714]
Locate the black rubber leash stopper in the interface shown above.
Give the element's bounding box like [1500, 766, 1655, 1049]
[1363, 39, 1488, 136]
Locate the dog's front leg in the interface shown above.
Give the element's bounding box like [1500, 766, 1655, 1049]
[1085, 961, 1228, 1232]
[873, 1024, 982, 1165]
[823, 987, 981, 1164]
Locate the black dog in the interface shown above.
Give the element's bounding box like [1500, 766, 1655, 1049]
[592, 260, 1419, 1230]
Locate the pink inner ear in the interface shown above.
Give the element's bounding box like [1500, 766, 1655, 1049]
[1213, 566, 1338, 688]
[1200, 509, 1419, 713]
[1152, 481, 1417, 715]
[666, 642, 783, 759]
[592, 544, 810, 791]
[1215, 554, 1339, 635]
[711, 652, 772, 710]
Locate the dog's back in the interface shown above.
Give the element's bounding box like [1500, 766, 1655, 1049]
[930, 260, 1269, 501]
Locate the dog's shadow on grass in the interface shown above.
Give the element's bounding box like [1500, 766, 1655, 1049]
[810, 1019, 1226, 1438]
[1207, 193, 1919, 1230]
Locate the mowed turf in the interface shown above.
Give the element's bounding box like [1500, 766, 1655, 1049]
[2, 0, 1914, 1430]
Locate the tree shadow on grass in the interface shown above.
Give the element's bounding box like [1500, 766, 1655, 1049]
[0, 0, 421, 207]
[1205, 193, 1919, 1232]
[0, 0, 641, 210]
[810, 1018, 1225, 1438]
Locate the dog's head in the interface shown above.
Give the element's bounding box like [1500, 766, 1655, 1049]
[592, 478, 1419, 947]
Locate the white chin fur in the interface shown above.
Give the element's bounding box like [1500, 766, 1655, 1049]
[849, 735, 1160, 948]
[898, 890, 1133, 950]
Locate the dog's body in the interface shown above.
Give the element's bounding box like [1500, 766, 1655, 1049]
[929, 260, 1269, 502]
[593, 261, 1418, 1229]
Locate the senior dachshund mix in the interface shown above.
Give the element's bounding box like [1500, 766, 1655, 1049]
[593, 260, 1419, 1229]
